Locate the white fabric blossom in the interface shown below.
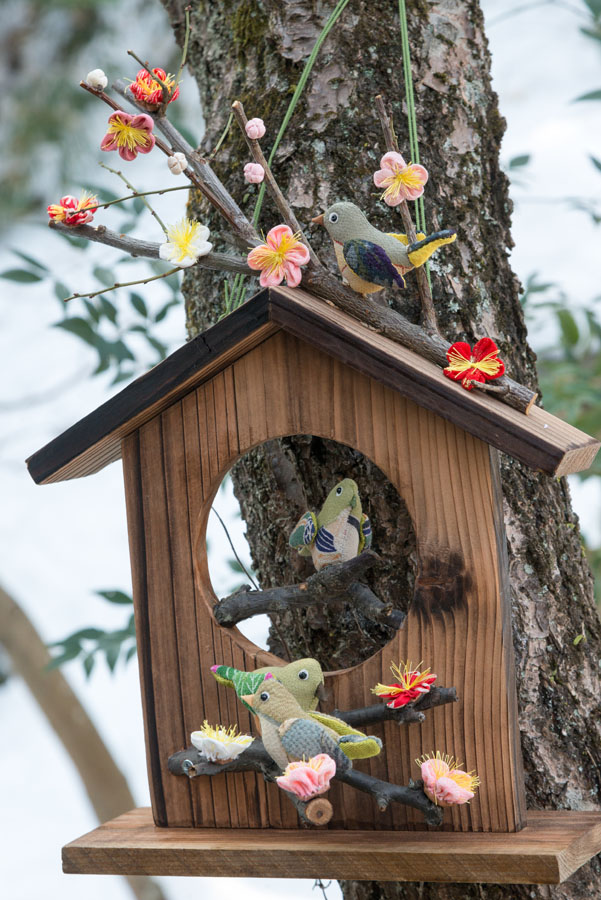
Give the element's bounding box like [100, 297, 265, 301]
[167, 152, 188, 176]
[86, 69, 108, 90]
[159, 217, 212, 268]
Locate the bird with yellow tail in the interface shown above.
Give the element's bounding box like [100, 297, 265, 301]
[312, 201, 456, 296]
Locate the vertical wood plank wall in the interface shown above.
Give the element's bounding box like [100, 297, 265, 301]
[122, 330, 526, 833]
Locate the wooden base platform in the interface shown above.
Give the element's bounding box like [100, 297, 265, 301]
[62, 808, 601, 884]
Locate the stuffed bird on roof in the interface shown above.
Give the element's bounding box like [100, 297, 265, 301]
[211, 659, 382, 760]
[288, 477, 372, 571]
[312, 201, 456, 296]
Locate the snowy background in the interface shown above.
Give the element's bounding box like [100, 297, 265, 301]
[1, 2, 600, 898]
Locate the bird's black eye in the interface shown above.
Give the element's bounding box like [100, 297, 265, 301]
[336, 485, 343, 495]
[298, 669, 309, 680]
[329, 212, 339, 223]
[259, 691, 269, 702]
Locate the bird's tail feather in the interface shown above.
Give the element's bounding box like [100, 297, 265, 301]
[407, 229, 456, 268]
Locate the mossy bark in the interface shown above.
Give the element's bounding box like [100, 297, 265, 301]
[161, 1, 601, 896]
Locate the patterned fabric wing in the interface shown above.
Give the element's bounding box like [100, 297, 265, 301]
[310, 711, 382, 759]
[343, 239, 406, 288]
[289, 510, 317, 549]
[360, 513, 372, 551]
[315, 525, 337, 554]
[211, 664, 236, 688]
[280, 718, 351, 772]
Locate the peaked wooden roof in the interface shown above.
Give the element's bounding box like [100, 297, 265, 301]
[27, 287, 599, 484]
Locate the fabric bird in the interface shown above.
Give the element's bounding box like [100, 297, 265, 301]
[288, 477, 372, 571]
[312, 201, 456, 296]
[241, 675, 354, 773]
[212, 660, 382, 760]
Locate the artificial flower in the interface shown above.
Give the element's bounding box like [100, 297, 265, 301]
[86, 69, 108, 91]
[276, 754, 336, 801]
[247, 224, 310, 288]
[373, 151, 429, 206]
[417, 752, 480, 807]
[129, 67, 179, 107]
[245, 118, 266, 140]
[371, 660, 437, 709]
[190, 721, 253, 763]
[443, 338, 505, 391]
[47, 191, 98, 226]
[167, 152, 188, 175]
[159, 217, 212, 267]
[244, 162, 265, 184]
[100, 110, 155, 162]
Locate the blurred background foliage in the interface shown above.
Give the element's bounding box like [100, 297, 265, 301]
[1, 0, 600, 680]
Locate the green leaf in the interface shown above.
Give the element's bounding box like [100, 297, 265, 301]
[54, 317, 98, 347]
[47, 644, 81, 669]
[83, 654, 96, 678]
[109, 339, 136, 363]
[154, 299, 180, 323]
[0, 268, 43, 283]
[133, 196, 146, 215]
[10, 249, 49, 272]
[96, 589, 133, 605]
[508, 154, 531, 169]
[574, 89, 601, 102]
[125, 645, 137, 662]
[54, 281, 71, 303]
[93, 266, 115, 287]
[111, 368, 135, 386]
[105, 643, 120, 672]
[146, 334, 168, 360]
[557, 309, 580, 347]
[573, 633, 586, 646]
[130, 291, 148, 317]
[590, 156, 601, 173]
[228, 559, 245, 574]
[84, 299, 101, 323]
[99, 296, 118, 324]
[82, 183, 120, 203]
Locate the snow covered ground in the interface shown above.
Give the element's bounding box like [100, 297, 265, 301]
[1, 2, 599, 899]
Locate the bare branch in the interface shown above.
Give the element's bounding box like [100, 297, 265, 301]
[336, 769, 443, 825]
[213, 551, 404, 630]
[375, 94, 440, 336]
[335, 686, 459, 727]
[99, 162, 167, 234]
[48, 222, 253, 275]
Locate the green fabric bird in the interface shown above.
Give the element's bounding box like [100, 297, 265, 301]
[312, 201, 456, 296]
[241, 675, 353, 773]
[288, 477, 372, 571]
[211, 659, 382, 761]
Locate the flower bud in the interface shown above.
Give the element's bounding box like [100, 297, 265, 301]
[86, 69, 108, 91]
[245, 118, 266, 140]
[244, 162, 265, 184]
[167, 152, 188, 175]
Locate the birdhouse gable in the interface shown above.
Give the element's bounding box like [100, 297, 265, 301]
[27, 287, 599, 486]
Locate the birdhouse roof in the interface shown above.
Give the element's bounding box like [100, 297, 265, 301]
[27, 287, 599, 484]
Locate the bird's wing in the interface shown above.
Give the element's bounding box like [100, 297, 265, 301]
[343, 239, 406, 289]
[388, 231, 426, 246]
[279, 717, 351, 770]
[315, 524, 337, 554]
[359, 513, 372, 552]
[309, 711, 382, 760]
[289, 511, 317, 550]
[407, 230, 456, 268]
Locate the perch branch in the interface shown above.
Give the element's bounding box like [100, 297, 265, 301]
[89, 81, 536, 413]
[48, 222, 253, 274]
[335, 686, 459, 727]
[213, 551, 405, 630]
[168, 741, 441, 825]
[375, 94, 439, 336]
[231, 100, 318, 263]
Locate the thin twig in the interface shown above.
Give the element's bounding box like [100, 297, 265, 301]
[99, 162, 167, 234]
[231, 99, 318, 263]
[91, 184, 191, 212]
[48, 222, 252, 274]
[207, 112, 234, 162]
[171, 6, 191, 112]
[210, 506, 259, 590]
[375, 94, 440, 336]
[65, 268, 180, 302]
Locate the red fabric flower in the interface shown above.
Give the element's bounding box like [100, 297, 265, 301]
[443, 338, 505, 391]
[129, 68, 179, 107]
[47, 192, 98, 226]
[372, 661, 437, 709]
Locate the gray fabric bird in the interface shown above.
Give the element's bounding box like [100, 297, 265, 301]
[312, 201, 456, 296]
[241, 675, 356, 773]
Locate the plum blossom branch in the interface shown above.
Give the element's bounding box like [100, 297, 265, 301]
[99, 162, 167, 234]
[89, 184, 191, 211]
[64, 267, 181, 303]
[126, 50, 173, 109]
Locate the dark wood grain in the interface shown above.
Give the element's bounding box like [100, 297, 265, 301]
[27, 289, 599, 484]
[62, 807, 601, 883]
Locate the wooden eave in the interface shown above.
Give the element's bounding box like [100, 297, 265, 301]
[27, 287, 600, 484]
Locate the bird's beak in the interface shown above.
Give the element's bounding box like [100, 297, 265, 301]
[311, 213, 325, 225]
[240, 694, 254, 707]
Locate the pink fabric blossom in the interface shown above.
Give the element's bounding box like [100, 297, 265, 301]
[100, 110, 156, 162]
[247, 224, 310, 288]
[244, 162, 265, 184]
[420, 755, 478, 807]
[47, 192, 98, 226]
[373, 151, 428, 206]
[245, 118, 266, 140]
[276, 754, 336, 801]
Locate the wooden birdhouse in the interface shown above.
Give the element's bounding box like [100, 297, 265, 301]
[28, 287, 601, 885]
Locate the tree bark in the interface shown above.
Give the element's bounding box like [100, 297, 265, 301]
[162, 1, 601, 896]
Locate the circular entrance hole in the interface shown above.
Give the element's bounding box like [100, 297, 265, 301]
[205, 435, 417, 671]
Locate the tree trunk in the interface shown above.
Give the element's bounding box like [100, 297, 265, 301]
[162, 1, 601, 896]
